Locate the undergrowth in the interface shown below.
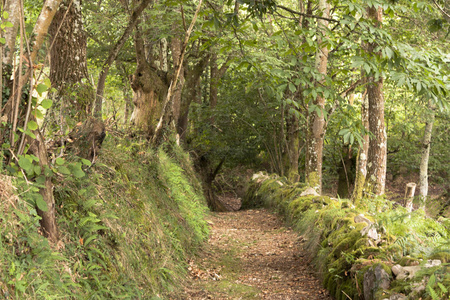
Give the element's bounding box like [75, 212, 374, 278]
[244, 172, 450, 300]
[0, 134, 209, 299]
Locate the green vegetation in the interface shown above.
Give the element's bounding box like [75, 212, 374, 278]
[245, 172, 450, 300]
[0, 135, 208, 299]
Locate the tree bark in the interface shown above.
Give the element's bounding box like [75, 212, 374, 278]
[419, 101, 436, 209]
[93, 0, 152, 118]
[365, 6, 387, 196]
[48, 0, 88, 85]
[2, 0, 20, 67]
[305, 0, 329, 193]
[352, 91, 369, 202]
[152, 0, 203, 145]
[130, 25, 168, 135]
[48, 0, 92, 120]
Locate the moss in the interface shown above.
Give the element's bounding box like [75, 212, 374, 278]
[397, 256, 421, 266]
[428, 251, 450, 263]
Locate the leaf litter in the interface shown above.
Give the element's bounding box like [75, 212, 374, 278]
[174, 208, 332, 299]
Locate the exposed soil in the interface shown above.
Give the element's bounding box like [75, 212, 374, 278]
[174, 207, 332, 300]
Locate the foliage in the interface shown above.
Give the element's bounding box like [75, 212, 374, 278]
[245, 172, 450, 300]
[0, 135, 209, 298]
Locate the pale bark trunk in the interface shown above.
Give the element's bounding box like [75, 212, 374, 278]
[352, 91, 369, 202]
[366, 6, 386, 196]
[93, 0, 152, 118]
[305, 0, 329, 193]
[405, 182, 416, 214]
[2, 0, 20, 66]
[419, 101, 435, 209]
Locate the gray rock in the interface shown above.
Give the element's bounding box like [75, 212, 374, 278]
[361, 224, 379, 240]
[424, 259, 441, 268]
[394, 266, 421, 280]
[300, 187, 320, 197]
[364, 265, 391, 300]
[355, 214, 373, 225]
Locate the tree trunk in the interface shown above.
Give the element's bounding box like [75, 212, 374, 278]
[2, 0, 20, 67]
[170, 36, 184, 129]
[419, 101, 436, 209]
[365, 6, 386, 196]
[177, 53, 209, 141]
[352, 91, 369, 202]
[31, 131, 59, 242]
[305, 0, 329, 193]
[130, 25, 168, 135]
[93, 0, 152, 118]
[48, 0, 91, 120]
[152, 0, 203, 145]
[48, 0, 87, 85]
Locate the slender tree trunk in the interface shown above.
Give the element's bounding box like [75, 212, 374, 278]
[93, 0, 152, 118]
[177, 53, 209, 141]
[171, 36, 184, 129]
[352, 91, 369, 202]
[365, 6, 386, 196]
[152, 0, 203, 145]
[2, 0, 20, 67]
[305, 0, 329, 193]
[419, 100, 436, 209]
[32, 131, 59, 242]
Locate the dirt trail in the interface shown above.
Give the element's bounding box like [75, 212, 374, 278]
[178, 208, 332, 300]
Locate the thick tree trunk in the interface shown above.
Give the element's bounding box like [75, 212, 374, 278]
[48, 0, 91, 119]
[352, 91, 369, 202]
[305, 0, 329, 193]
[365, 6, 386, 196]
[130, 25, 168, 135]
[48, 0, 87, 85]
[419, 101, 435, 209]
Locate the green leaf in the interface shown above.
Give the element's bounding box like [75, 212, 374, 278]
[55, 157, 65, 165]
[27, 120, 38, 131]
[4, 21, 13, 28]
[33, 109, 44, 119]
[40, 99, 53, 109]
[0, 37, 5, 44]
[58, 166, 71, 175]
[34, 165, 42, 176]
[288, 82, 296, 93]
[35, 194, 48, 212]
[18, 156, 32, 171]
[3, 11, 9, 19]
[73, 168, 85, 178]
[36, 83, 48, 96]
[25, 129, 36, 139]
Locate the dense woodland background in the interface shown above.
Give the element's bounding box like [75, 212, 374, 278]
[0, 0, 449, 298]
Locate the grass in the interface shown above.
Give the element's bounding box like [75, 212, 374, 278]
[0, 134, 209, 299]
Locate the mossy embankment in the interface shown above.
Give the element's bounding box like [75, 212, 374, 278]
[0, 135, 209, 299]
[243, 172, 450, 300]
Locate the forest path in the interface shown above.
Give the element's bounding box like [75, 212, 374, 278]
[179, 208, 332, 299]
